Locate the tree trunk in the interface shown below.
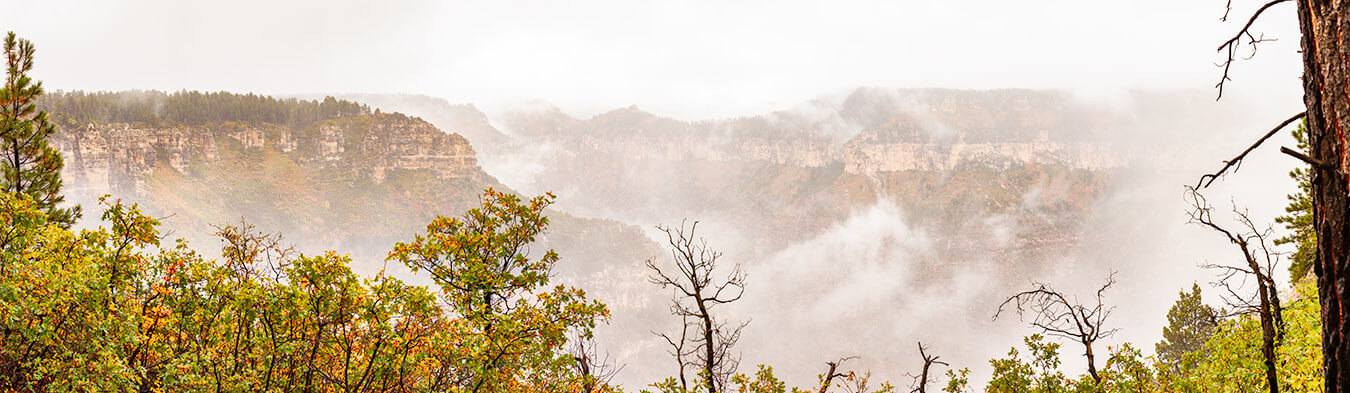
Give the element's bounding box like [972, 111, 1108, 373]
[1084, 341, 1100, 384]
[818, 362, 839, 393]
[917, 361, 932, 393]
[1258, 282, 1280, 393]
[699, 298, 716, 393]
[1297, 2, 1350, 392]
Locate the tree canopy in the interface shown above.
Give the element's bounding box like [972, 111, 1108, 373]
[0, 189, 614, 392]
[36, 90, 370, 129]
[0, 32, 78, 227]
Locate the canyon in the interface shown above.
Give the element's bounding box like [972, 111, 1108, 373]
[40, 88, 1148, 388]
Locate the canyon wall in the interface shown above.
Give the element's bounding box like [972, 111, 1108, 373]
[50, 113, 481, 200]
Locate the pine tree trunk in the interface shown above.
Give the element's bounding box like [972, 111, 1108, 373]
[1297, 2, 1350, 392]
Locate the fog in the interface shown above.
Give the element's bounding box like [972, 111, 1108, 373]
[4, 0, 1304, 118]
[446, 88, 1303, 388]
[5, 0, 1319, 390]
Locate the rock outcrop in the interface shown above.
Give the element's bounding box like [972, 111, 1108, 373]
[51, 113, 480, 198]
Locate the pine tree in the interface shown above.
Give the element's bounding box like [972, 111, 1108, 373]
[1154, 283, 1217, 375]
[1276, 121, 1316, 283]
[1, 32, 79, 228]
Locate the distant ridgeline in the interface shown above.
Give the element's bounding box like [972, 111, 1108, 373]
[39, 90, 371, 129]
[34, 90, 493, 263]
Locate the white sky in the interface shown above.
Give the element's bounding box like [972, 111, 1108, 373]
[4, 0, 1306, 117]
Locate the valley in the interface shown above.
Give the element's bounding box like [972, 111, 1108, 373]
[28, 87, 1278, 388]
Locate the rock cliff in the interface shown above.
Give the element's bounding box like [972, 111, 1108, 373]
[37, 90, 657, 290]
[52, 113, 481, 199]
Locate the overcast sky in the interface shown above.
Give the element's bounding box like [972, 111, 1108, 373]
[4, 0, 1306, 118]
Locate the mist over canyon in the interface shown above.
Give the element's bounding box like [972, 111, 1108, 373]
[39, 87, 1297, 388]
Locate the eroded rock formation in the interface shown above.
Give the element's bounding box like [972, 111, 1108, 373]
[51, 113, 480, 198]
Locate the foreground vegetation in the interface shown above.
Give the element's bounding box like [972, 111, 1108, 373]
[0, 190, 613, 392]
[0, 186, 1327, 393]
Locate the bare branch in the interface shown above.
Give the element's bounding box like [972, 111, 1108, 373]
[994, 272, 1118, 383]
[570, 334, 625, 393]
[1195, 112, 1306, 188]
[910, 342, 949, 393]
[1185, 186, 1284, 393]
[1279, 146, 1331, 168]
[648, 220, 748, 393]
[1214, 0, 1293, 99]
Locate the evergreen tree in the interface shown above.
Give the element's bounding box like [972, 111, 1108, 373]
[1276, 121, 1316, 283]
[0, 32, 78, 227]
[1155, 283, 1217, 374]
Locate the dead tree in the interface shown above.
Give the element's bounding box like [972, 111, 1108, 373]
[214, 218, 295, 282]
[654, 314, 697, 393]
[1185, 187, 1284, 393]
[647, 220, 748, 393]
[816, 356, 858, 393]
[908, 342, 948, 393]
[994, 273, 1118, 384]
[814, 357, 892, 393]
[1198, 2, 1350, 390]
[569, 334, 624, 393]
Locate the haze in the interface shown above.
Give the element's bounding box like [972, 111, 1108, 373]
[5, 0, 1305, 118]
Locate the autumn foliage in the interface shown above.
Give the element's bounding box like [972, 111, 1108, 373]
[0, 189, 611, 392]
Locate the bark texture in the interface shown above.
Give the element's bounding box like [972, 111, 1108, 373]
[1297, 1, 1350, 392]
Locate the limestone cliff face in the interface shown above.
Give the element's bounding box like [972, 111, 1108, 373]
[339, 115, 479, 183]
[51, 113, 480, 198]
[55, 124, 222, 200]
